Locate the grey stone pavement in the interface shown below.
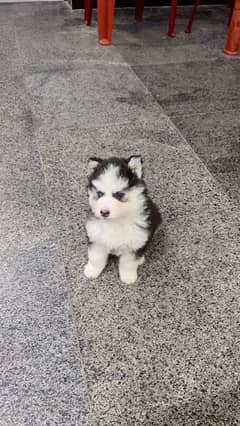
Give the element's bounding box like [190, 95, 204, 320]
[0, 2, 239, 425]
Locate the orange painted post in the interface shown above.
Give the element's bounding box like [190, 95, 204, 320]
[98, 0, 115, 45]
[224, 0, 240, 55]
[168, 0, 178, 37]
[84, 0, 93, 25]
[185, 0, 200, 33]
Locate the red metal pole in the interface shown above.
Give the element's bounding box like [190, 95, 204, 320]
[185, 0, 200, 33]
[84, 0, 93, 25]
[224, 0, 240, 55]
[98, 0, 115, 45]
[168, 0, 178, 37]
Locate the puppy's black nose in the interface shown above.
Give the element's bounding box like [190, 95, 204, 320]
[100, 209, 110, 218]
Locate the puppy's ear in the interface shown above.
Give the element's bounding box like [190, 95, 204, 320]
[88, 157, 102, 174]
[128, 155, 143, 178]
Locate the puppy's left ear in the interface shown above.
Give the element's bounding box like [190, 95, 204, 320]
[128, 155, 143, 178]
[88, 157, 102, 174]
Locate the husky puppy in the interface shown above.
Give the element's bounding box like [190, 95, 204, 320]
[84, 156, 161, 284]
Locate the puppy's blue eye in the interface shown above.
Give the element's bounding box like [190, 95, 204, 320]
[114, 192, 125, 201]
[96, 191, 104, 199]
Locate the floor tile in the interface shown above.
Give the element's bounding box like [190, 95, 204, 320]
[0, 77, 29, 123]
[133, 58, 240, 117]
[0, 4, 16, 24]
[17, 26, 124, 73]
[25, 64, 162, 131]
[13, 1, 71, 30]
[0, 120, 55, 253]
[207, 156, 240, 174]
[0, 31, 55, 253]
[0, 243, 89, 425]
[214, 172, 240, 204]
[172, 109, 240, 203]
[164, 208, 240, 269]
[0, 25, 22, 78]
[172, 110, 240, 164]
[120, 43, 213, 66]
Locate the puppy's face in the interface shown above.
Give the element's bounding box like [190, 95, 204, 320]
[87, 156, 145, 220]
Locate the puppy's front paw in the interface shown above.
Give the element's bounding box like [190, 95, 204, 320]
[119, 270, 138, 285]
[84, 262, 102, 279]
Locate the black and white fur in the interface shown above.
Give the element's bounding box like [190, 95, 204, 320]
[84, 156, 161, 284]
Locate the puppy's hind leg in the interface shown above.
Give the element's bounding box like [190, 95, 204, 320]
[84, 244, 108, 279]
[119, 252, 144, 285]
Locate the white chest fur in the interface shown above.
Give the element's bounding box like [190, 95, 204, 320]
[86, 217, 148, 255]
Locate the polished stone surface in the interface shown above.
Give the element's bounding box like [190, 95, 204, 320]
[0, 103, 55, 253]
[25, 64, 162, 131]
[0, 244, 89, 425]
[18, 26, 125, 73]
[215, 173, 240, 204]
[133, 58, 240, 117]
[173, 110, 240, 204]
[0, 25, 22, 78]
[173, 110, 240, 164]
[119, 42, 214, 65]
[1, 2, 240, 425]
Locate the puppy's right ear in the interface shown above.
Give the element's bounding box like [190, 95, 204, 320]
[128, 155, 143, 178]
[88, 157, 102, 174]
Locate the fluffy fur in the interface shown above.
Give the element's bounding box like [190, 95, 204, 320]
[84, 156, 161, 284]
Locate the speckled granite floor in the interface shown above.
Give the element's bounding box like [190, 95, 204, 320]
[0, 2, 240, 425]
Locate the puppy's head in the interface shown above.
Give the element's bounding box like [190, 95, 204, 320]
[87, 156, 145, 220]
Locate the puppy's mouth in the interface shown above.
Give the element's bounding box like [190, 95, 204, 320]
[100, 215, 111, 220]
